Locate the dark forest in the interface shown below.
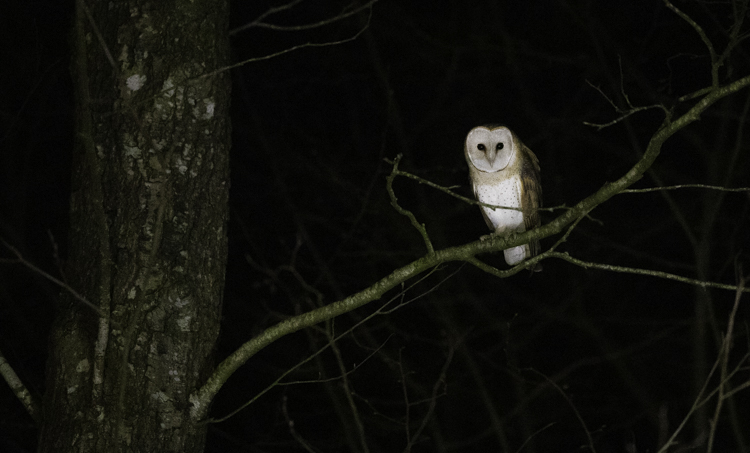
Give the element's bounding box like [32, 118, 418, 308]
[1, 1, 749, 452]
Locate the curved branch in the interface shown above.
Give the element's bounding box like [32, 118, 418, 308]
[548, 252, 750, 293]
[190, 74, 750, 420]
[622, 184, 750, 194]
[664, 0, 719, 86]
[230, 0, 379, 35]
[386, 154, 434, 253]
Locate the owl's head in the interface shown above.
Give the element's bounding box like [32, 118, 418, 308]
[464, 125, 516, 173]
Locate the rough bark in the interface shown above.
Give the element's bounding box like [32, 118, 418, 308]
[38, 0, 230, 451]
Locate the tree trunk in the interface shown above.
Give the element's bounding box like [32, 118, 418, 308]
[38, 0, 230, 451]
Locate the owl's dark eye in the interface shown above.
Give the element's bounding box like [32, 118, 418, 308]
[477, 144, 486, 151]
[496, 143, 504, 151]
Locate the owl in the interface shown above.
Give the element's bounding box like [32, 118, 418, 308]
[464, 125, 542, 268]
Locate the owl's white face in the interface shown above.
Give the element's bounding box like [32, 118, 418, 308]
[464, 126, 515, 172]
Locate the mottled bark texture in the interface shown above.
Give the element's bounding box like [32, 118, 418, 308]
[38, 0, 230, 451]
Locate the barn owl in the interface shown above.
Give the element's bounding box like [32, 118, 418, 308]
[464, 125, 542, 268]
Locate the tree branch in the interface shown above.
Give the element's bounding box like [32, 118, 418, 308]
[0, 346, 41, 424]
[548, 252, 750, 293]
[386, 154, 434, 253]
[663, 0, 720, 86]
[621, 184, 750, 194]
[190, 74, 750, 420]
[230, 0, 379, 35]
[1, 239, 105, 318]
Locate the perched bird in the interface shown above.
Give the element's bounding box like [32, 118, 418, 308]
[464, 125, 542, 269]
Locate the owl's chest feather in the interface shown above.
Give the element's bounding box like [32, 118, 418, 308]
[474, 175, 524, 231]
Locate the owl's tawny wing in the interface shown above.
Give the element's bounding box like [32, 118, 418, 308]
[520, 145, 542, 257]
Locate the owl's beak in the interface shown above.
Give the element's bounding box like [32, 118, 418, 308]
[486, 148, 496, 165]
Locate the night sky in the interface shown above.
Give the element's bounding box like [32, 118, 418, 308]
[2, 1, 750, 452]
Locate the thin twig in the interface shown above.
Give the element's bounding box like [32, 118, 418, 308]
[515, 422, 556, 453]
[663, 0, 719, 86]
[386, 154, 434, 253]
[113, 4, 374, 117]
[327, 320, 370, 453]
[375, 264, 462, 315]
[622, 184, 750, 193]
[583, 81, 671, 131]
[383, 157, 562, 213]
[531, 370, 596, 453]
[79, 0, 116, 70]
[399, 349, 411, 449]
[282, 393, 319, 453]
[550, 251, 750, 293]
[1, 238, 105, 317]
[203, 7, 373, 79]
[678, 86, 716, 102]
[0, 347, 41, 423]
[230, 0, 379, 35]
[231, 0, 303, 36]
[467, 211, 587, 276]
[277, 336, 390, 386]
[657, 275, 749, 453]
[707, 271, 746, 453]
[403, 343, 455, 453]
[204, 266, 450, 424]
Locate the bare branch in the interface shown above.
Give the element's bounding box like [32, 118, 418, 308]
[657, 271, 750, 453]
[232, 0, 303, 36]
[403, 343, 455, 452]
[582, 80, 671, 131]
[191, 73, 750, 421]
[678, 86, 716, 102]
[622, 184, 750, 194]
[707, 271, 747, 453]
[386, 154, 434, 253]
[383, 156, 561, 213]
[118, 4, 375, 113]
[583, 104, 669, 130]
[282, 394, 319, 453]
[201, 9, 373, 79]
[549, 251, 750, 293]
[78, 0, 116, 70]
[0, 347, 41, 423]
[515, 422, 557, 453]
[532, 370, 596, 453]
[203, 266, 452, 424]
[1, 238, 105, 317]
[230, 0, 379, 35]
[467, 212, 587, 278]
[663, 0, 719, 86]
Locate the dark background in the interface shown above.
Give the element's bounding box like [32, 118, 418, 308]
[2, 1, 749, 452]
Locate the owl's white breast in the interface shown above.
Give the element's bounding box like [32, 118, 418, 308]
[475, 175, 525, 233]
